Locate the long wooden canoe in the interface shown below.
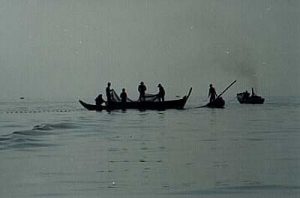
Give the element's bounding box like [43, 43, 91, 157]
[80, 88, 192, 111]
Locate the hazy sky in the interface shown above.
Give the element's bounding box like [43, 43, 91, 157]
[0, 0, 299, 101]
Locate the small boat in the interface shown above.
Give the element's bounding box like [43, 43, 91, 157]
[79, 88, 192, 111]
[199, 80, 236, 109]
[237, 88, 264, 104]
[205, 97, 225, 108]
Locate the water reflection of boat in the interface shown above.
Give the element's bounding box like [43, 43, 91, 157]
[237, 88, 264, 104]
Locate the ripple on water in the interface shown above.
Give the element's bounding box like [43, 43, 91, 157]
[33, 122, 79, 130]
[173, 185, 300, 195]
[0, 122, 76, 150]
[0, 132, 56, 150]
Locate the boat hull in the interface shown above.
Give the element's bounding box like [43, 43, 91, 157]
[80, 98, 188, 111]
[205, 97, 225, 108]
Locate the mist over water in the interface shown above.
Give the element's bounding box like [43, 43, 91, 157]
[0, 0, 299, 100]
[0, 1, 299, 198]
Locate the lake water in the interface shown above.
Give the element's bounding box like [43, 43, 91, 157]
[0, 97, 299, 198]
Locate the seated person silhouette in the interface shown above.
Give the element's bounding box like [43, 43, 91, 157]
[95, 94, 105, 106]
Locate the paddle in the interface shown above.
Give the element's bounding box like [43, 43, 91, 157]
[216, 80, 237, 99]
[196, 80, 237, 108]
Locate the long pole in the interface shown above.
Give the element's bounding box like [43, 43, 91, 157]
[217, 80, 237, 98]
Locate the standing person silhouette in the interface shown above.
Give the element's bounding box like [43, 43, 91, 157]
[106, 82, 113, 103]
[208, 84, 217, 103]
[120, 88, 127, 103]
[138, 82, 147, 101]
[157, 83, 165, 102]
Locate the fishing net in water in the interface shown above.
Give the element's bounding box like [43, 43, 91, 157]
[143, 93, 160, 102]
[110, 90, 159, 102]
[110, 90, 134, 102]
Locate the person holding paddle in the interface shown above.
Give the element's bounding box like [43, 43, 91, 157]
[208, 84, 217, 103]
[197, 80, 236, 108]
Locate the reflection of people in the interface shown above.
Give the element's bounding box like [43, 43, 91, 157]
[138, 81, 147, 101]
[120, 88, 127, 103]
[106, 82, 113, 103]
[157, 84, 165, 102]
[208, 84, 217, 103]
[95, 94, 105, 106]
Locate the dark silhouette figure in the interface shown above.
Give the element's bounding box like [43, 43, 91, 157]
[251, 88, 256, 97]
[243, 90, 250, 99]
[157, 83, 165, 102]
[95, 94, 105, 106]
[120, 88, 127, 103]
[208, 84, 217, 103]
[138, 81, 147, 101]
[106, 82, 113, 103]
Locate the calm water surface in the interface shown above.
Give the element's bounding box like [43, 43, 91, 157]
[0, 98, 299, 197]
